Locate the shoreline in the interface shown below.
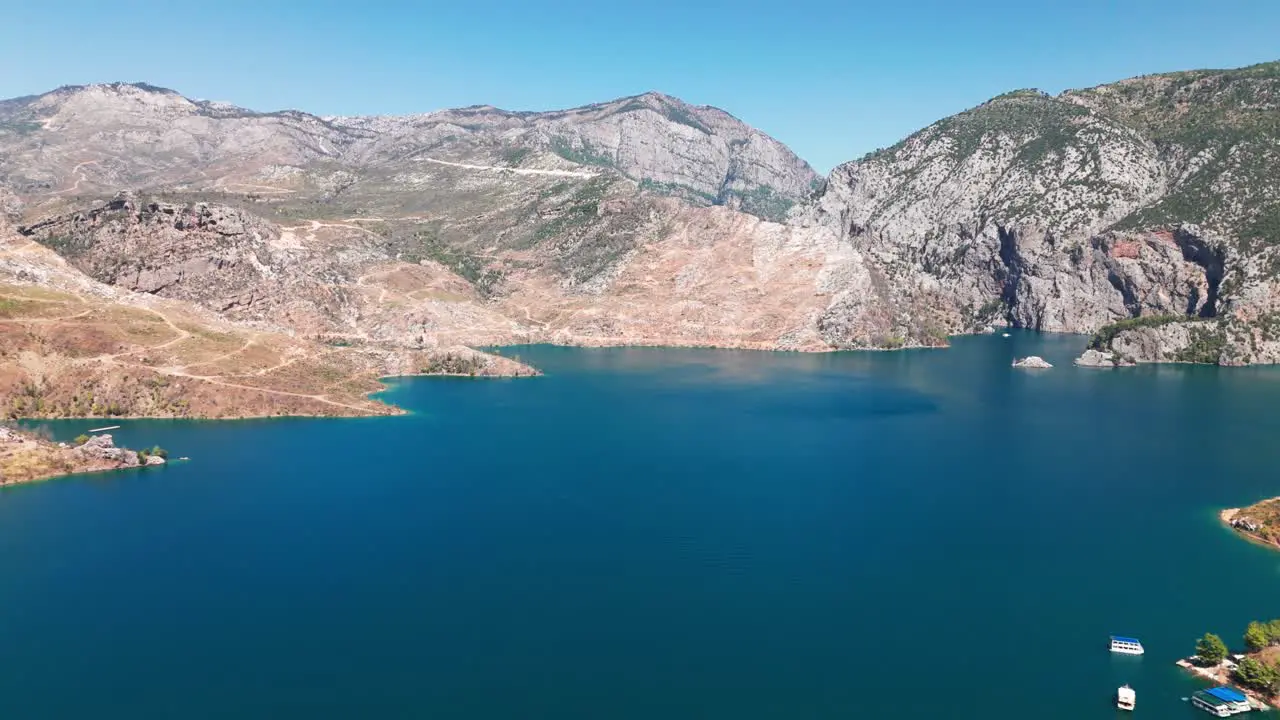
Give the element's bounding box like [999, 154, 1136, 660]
[1221, 505, 1280, 552]
[5, 328, 1257, 424]
[0, 456, 187, 490]
[6, 368, 543, 423]
[0, 429, 172, 488]
[516, 336, 956, 354]
[1175, 657, 1275, 710]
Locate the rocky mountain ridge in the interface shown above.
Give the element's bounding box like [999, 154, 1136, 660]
[3, 59, 1280, 408]
[0, 83, 818, 221]
[803, 60, 1280, 363]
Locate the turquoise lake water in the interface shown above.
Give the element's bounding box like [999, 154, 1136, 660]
[4, 332, 1280, 718]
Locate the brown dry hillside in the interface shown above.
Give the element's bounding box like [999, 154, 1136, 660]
[0, 234, 535, 420]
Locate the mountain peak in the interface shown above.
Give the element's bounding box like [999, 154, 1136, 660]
[52, 81, 180, 97]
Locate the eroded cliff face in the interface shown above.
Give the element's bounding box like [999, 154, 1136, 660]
[17, 193, 856, 353]
[17, 194, 531, 349]
[802, 62, 1280, 363]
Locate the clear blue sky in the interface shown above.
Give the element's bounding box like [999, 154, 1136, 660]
[2, 0, 1278, 171]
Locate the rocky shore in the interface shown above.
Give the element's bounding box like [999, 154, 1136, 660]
[1221, 504, 1280, 550]
[1176, 657, 1275, 710]
[1074, 348, 1135, 368]
[0, 426, 167, 487]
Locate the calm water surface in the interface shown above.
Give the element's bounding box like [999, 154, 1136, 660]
[4, 332, 1280, 718]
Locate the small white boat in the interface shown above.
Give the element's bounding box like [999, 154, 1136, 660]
[1001, 332, 1011, 338]
[1110, 636, 1145, 655]
[1117, 684, 1136, 711]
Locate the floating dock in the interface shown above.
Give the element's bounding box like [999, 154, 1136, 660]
[1191, 687, 1252, 716]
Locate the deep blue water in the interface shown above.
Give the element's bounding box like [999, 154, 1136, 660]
[4, 332, 1280, 718]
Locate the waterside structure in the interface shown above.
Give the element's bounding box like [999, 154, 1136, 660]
[1109, 636, 1145, 655]
[1191, 687, 1252, 716]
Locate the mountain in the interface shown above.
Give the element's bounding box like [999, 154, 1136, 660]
[805, 60, 1280, 363]
[0, 83, 818, 220]
[3, 61, 1280, 423]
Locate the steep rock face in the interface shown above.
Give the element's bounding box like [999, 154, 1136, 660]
[805, 90, 1171, 336]
[20, 195, 298, 311]
[804, 61, 1280, 362]
[1001, 226, 1226, 332]
[530, 93, 817, 216]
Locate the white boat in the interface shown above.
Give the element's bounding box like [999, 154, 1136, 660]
[1117, 684, 1135, 711]
[1110, 636, 1145, 655]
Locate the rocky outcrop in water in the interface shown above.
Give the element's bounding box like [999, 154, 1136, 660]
[1012, 356, 1052, 369]
[1, 427, 164, 486]
[1074, 348, 1131, 368]
[73, 434, 140, 466]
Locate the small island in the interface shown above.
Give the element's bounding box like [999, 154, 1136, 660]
[1222, 501, 1280, 550]
[1177, 625, 1280, 710]
[1012, 356, 1053, 369]
[0, 425, 170, 487]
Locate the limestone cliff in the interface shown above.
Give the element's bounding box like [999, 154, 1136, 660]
[803, 61, 1280, 362]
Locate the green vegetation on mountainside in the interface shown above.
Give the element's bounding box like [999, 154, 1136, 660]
[723, 185, 795, 222]
[1068, 63, 1280, 243]
[1085, 315, 1230, 365]
[860, 61, 1280, 248]
[549, 137, 615, 168]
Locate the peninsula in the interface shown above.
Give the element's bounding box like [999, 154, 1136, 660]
[1222, 501, 1280, 550]
[0, 426, 167, 487]
[1179, 625, 1280, 710]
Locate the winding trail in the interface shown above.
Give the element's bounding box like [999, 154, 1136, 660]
[105, 306, 192, 360]
[175, 336, 258, 373]
[282, 220, 385, 243]
[118, 358, 371, 413]
[53, 160, 100, 195]
[10, 299, 374, 413]
[419, 157, 597, 178]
